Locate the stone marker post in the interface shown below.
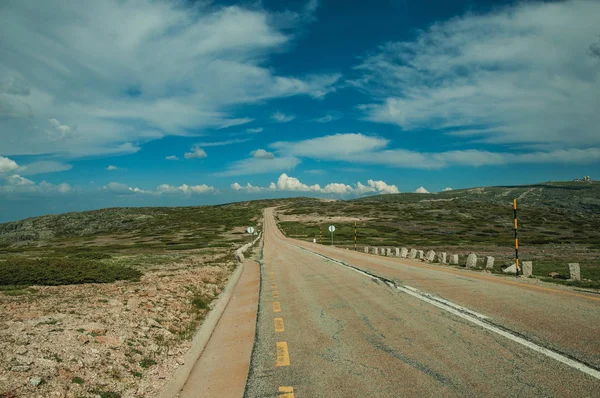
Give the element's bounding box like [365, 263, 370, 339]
[401, 248, 408, 258]
[440, 252, 447, 264]
[425, 250, 436, 262]
[371, 247, 378, 255]
[522, 261, 533, 277]
[417, 250, 424, 260]
[364, 246, 369, 254]
[466, 253, 478, 268]
[395, 248, 400, 257]
[409, 249, 417, 259]
[568, 263, 581, 281]
[486, 256, 495, 270]
[386, 248, 392, 256]
[450, 254, 459, 265]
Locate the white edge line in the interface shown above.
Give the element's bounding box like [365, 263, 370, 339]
[296, 243, 600, 381]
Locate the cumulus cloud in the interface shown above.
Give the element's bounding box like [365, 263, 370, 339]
[184, 147, 207, 159]
[104, 182, 215, 196]
[106, 165, 118, 170]
[271, 112, 295, 123]
[443, 187, 453, 192]
[165, 155, 179, 160]
[354, 0, 600, 149]
[251, 149, 275, 159]
[0, 0, 339, 157]
[0, 156, 19, 174]
[246, 127, 264, 133]
[415, 187, 429, 194]
[232, 173, 399, 196]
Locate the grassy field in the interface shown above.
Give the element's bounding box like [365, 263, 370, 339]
[0, 201, 267, 290]
[276, 181, 600, 287]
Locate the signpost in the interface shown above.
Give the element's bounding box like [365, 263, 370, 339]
[328, 225, 335, 246]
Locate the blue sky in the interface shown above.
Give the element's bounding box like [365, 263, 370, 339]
[1, 0, 599, 222]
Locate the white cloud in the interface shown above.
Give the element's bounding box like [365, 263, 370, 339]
[104, 182, 215, 196]
[271, 112, 295, 123]
[276, 173, 321, 192]
[312, 112, 342, 123]
[355, 0, 600, 149]
[272, 133, 388, 159]
[184, 147, 207, 159]
[165, 155, 179, 160]
[415, 187, 429, 194]
[232, 173, 399, 196]
[106, 165, 118, 170]
[217, 156, 300, 177]
[0, 1, 339, 157]
[103, 182, 132, 194]
[7, 175, 34, 186]
[0, 156, 19, 174]
[443, 187, 453, 192]
[16, 161, 72, 175]
[251, 149, 275, 159]
[196, 138, 251, 147]
[271, 133, 600, 169]
[231, 182, 264, 193]
[246, 127, 264, 133]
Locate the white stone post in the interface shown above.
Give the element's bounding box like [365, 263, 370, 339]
[522, 261, 533, 277]
[485, 256, 495, 270]
[569, 263, 581, 281]
[466, 253, 477, 268]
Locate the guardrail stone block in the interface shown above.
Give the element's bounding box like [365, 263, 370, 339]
[466, 253, 477, 268]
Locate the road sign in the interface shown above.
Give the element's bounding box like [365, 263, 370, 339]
[247, 226, 255, 234]
[328, 225, 335, 232]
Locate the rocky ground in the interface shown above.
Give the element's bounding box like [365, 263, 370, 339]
[0, 251, 238, 398]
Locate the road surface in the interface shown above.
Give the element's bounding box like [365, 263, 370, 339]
[243, 208, 600, 397]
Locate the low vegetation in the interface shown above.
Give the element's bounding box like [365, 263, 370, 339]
[277, 181, 600, 286]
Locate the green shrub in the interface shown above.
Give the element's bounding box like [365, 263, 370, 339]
[0, 258, 142, 286]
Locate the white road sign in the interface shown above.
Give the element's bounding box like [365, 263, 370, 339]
[328, 225, 335, 232]
[247, 227, 255, 234]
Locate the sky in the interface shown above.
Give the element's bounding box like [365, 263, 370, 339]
[1, 0, 599, 222]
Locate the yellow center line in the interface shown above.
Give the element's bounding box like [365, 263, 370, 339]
[276, 342, 290, 366]
[271, 282, 277, 289]
[278, 386, 294, 397]
[272, 290, 279, 298]
[273, 302, 281, 312]
[274, 317, 284, 332]
[269, 272, 275, 280]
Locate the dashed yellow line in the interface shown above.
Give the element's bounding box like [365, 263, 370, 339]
[271, 282, 277, 289]
[269, 272, 275, 280]
[278, 386, 294, 397]
[274, 317, 284, 333]
[272, 290, 279, 298]
[276, 342, 290, 366]
[273, 302, 281, 313]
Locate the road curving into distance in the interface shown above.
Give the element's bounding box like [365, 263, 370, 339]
[243, 208, 600, 397]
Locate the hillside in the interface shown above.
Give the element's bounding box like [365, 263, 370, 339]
[276, 181, 600, 285]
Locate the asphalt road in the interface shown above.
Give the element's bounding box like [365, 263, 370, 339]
[243, 208, 600, 397]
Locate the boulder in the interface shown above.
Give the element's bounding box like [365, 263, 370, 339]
[503, 264, 517, 274]
[425, 250, 436, 262]
[450, 254, 459, 265]
[466, 253, 477, 268]
[400, 248, 408, 258]
[417, 250, 424, 260]
[440, 252, 447, 264]
[485, 256, 495, 270]
[568, 263, 581, 281]
[371, 247, 379, 255]
[409, 249, 417, 259]
[386, 248, 392, 256]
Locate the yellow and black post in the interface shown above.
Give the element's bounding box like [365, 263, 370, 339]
[354, 221, 357, 251]
[513, 199, 520, 277]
